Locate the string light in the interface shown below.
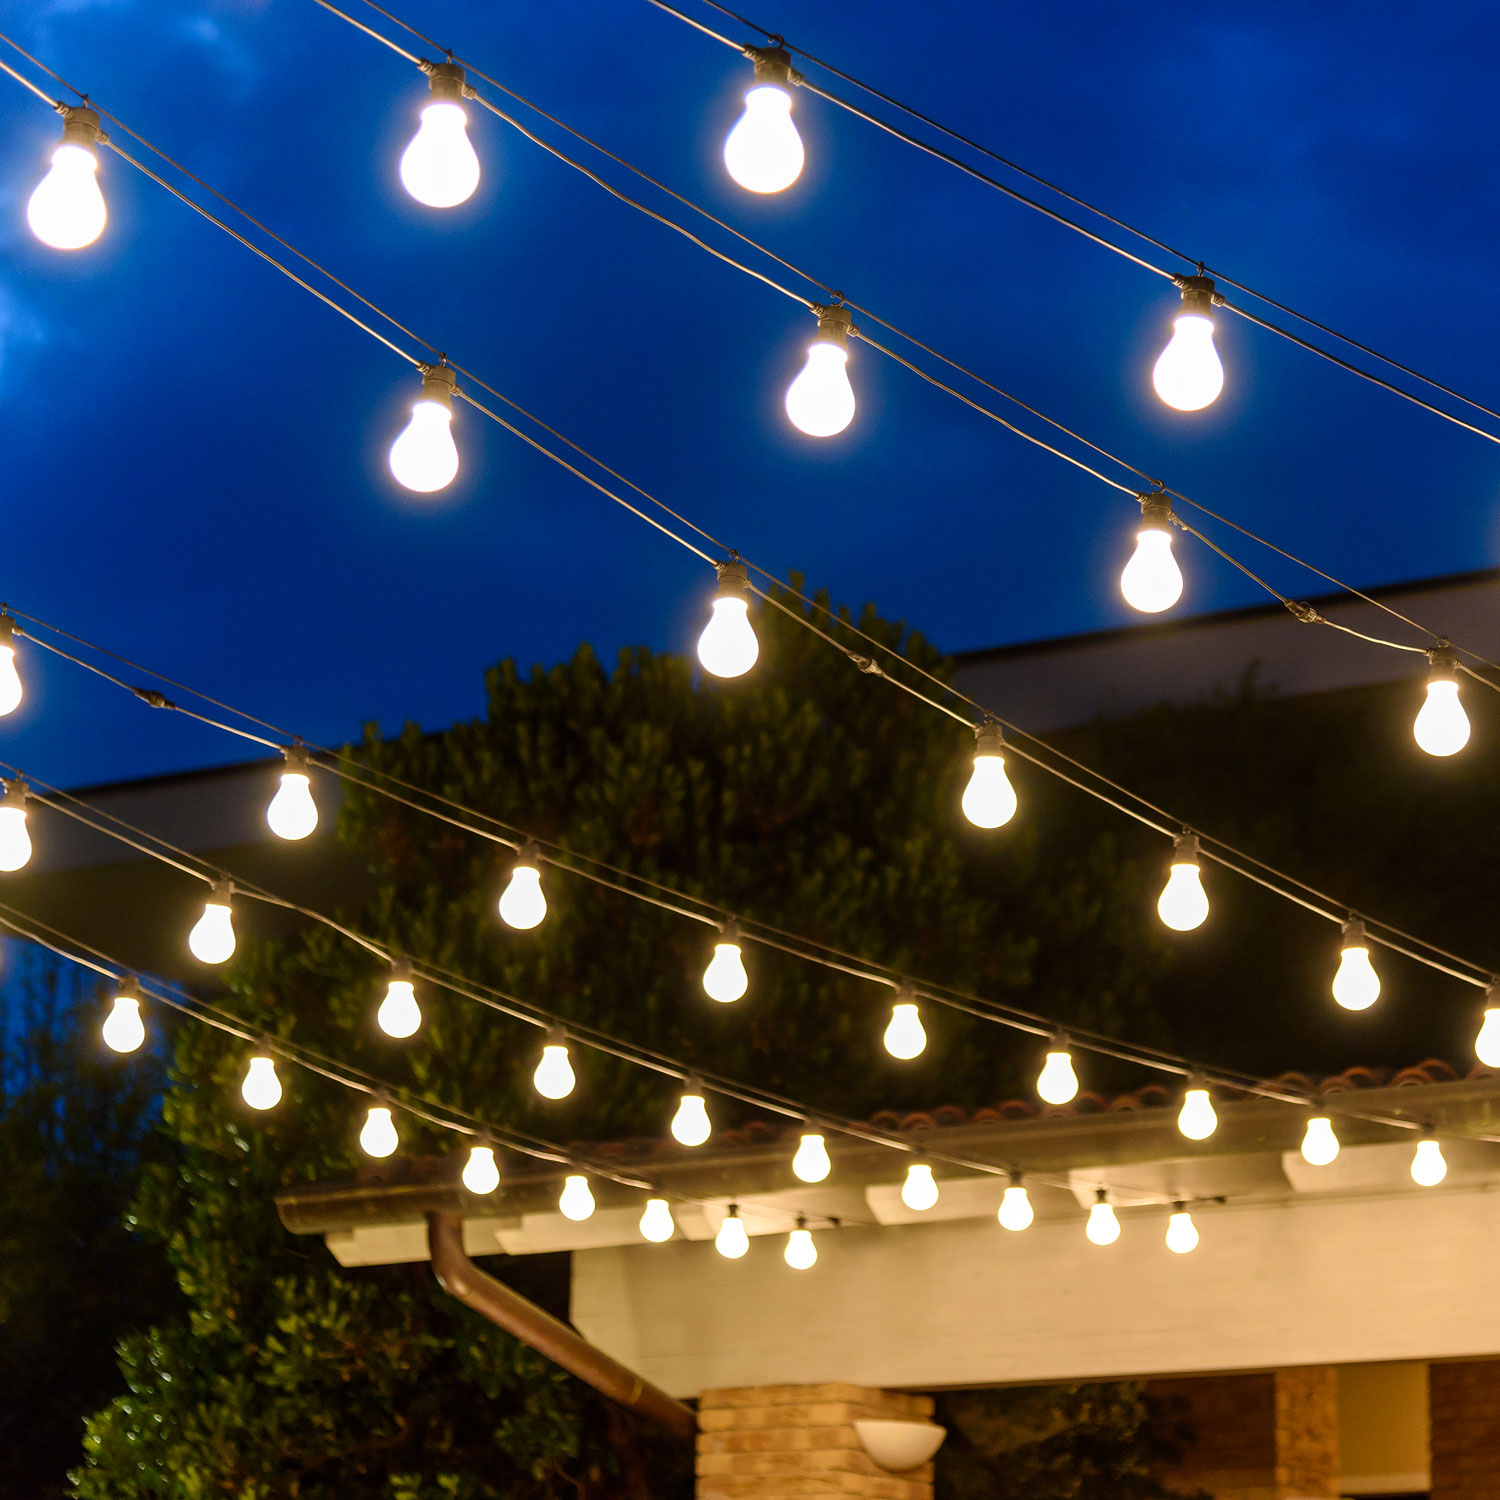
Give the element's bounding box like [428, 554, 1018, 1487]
[1177, 1075, 1217, 1140]
[1332, 920, 1381, 1011]
[791, 1124, 831, 1183]
[376, 958, 422, 1039]
[882, 982, 926, 1060]
[1153, 276, 1223, 412]
[101, 976, 145, 1054]
[240, 1047, 283, 1111]
[0, 614, 22, 716]
[1411, 1130, 1447, 1187]
[558, 1172, 596, 1221]
[901, 1159, 939, 1211]
[670, 1078, 712, 1146]
[1120, 495, 1184, 614]
[784, 1214, 817, 1269]
[1300, 1113, 1340, 1166]
[639, 1195, 675, 1243]
[997, 1172, 1034, 1231]
[961, 722, 1017, 829]
[462, 1137, 501, 1194]
[1165, 1202, 1200, 1253]
[188, 879, 237, 964]
[360, 1095, 399, 1158]
[27, 104, 106, 251]
[723, 45, 804, 194]
[702, 918, 749, 1002]
[1475, 988, 1500, 1067]
[1085, 1188, 1120, 1245]
[1036, 1032, 1079, 1105]
[785, 304, 856, 438]
[1414, 644, 1470, 758]
[266, 745, 318, 840]
[399, 62, 480, 208]
[498, 843, 547, 930]
[1157, 833, 1209, 932]
[532, 1026, 575, 1100]
[0, 779, 32, 871]
[389, 364, 460, 494]
[697, 559, 759, 679]
[715, 1204, 750, 1258]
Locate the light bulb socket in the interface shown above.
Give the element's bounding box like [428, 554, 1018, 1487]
[1050, 1028, 1071, 1050]
[716, 916, 742, 942]
[746, 44, 795, 87]
[713, 558, 750, 599]
[422, 60, 468, 104]
[281, 744, 310, 775]
[1340, 917, 1367, 950]
[1172, 1199, 1188, 1214]
[418, 362, 458, 410]
[208, 877, 233, 905]
[1094, 1186, 1108, 1205]
[59, 104, 103, 150]
[116, 975, 141, 1000]
[0, 614, 14, 648]
[1, 778, 27, 807]
[794, 1212, 808, 1230]
[726, 1202, 741, 1219]
[389, 956, 413, 984]
[545, 1024, 566, 1047]
[681, 1074, 703, 1097]
[1427, 641, 1458, 683]
[1176, 274, 1216, 316]
[1137, 493, 1175, 534]
[973, 721, 1005, 756]
[513, 840, 541, 871]
[1007, 1169, 1024, 1188]
[1171, 832, 1201, 868]
[893, 980, 917, 1004]
[812, 302, 853, 347]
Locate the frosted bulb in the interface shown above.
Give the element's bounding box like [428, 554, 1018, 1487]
[1086, 1196, 1120, 1246]
[559, 1173, 595, 1221]
[241, 1054, 282, 1111]
[377, 971, 421, 1039]
[1120, 528, 1184, 613]
[1301, 1115, 1339, 1166]
[723, 84, 804, 194]
[791, 1130, 830, 1183]
[703, 938, 749, 1002]
[499, 861, 547, 929]
[1411, 1137, 1447, 1187]
[901, 1162, 938, 1211]
[1165, 1207, 1200, 1254]
[389, 399, 459, 494]
[639, 1196, 675, 1243]
[1153, 314, 1223, 411]
[1178, 1085, 1217, 1141]
[1414, 679, 1469, 757]
[0, 646, 21, 716]
[533, 1041, 575, 1100]
[462, 1143, 500, 1194]
[360, 1103, 399, 1158]
[998, 1183, 1034, 1232]
[1158, 841, 1208, 932]
[0, 803, 31, 871]
[785, 341, 856, 437]
[715, 1207, 749, 1259]
[671, 1088, 712, 1147]
[1332, 927, 1380, 1011]
[962, 753, 1017, 829]
[784, 1223, 817, 1270]
[400, 101, 480, 208]
[1476, 1005, 1500, 1067]
[883, 1000, 926, 1060]
[1037, 1047, 1079, 1105]
[698, 596, 759, 678]
[28, 143, 107, 251]
[102, 988, 145, 1054]
[267, 770, 318, 841]
[189, 889, 237, 964]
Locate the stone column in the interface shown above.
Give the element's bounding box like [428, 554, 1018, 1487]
[1430, 1359, 1500, 1499]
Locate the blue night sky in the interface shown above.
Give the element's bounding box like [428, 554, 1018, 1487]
[2, 0, 1499, 788]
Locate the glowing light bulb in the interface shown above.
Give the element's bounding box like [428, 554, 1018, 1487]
[1411, 1134, 1447, 1187]
[703, 920, 749, 1002]
[639, 1196, 675, 1243]
[671, 1082, 712, 1147]
[0, 614, 22, 716]
[1120, 498, 1183, 613]
[715, 1204, 749, 1259]
[1476, 994, 1500, 1067]
[559, 1173, 595, 1221]
[399, 65, 480, 208]
[722, 49, 803, 194]
[1037, 1036, 1079, 1105]
[883, 989, 926, 1060]
[102, 978, 145, 1054]
[241, 1051, 282, 1111]
[389, 366, 460, 494]
[267, 746, 318, 840]
[962, 722, 1018, 828]
[377, 959, 421, 1039]
[1165, 1204, 1200, 1254]
[1152, 277, 1223, 411]
[533, 1030, 575, 1100]
[360, 1101, 399, 1158]
[499, 846, 547, 930]
[1332, 919, 1380, 1011]
[462, 1141, 500, 1194]
[785, 306, 856, 437]
[698, 559, 759, 678]
[189, 880, 237, 964]
[1301, 1114, 1339, 1166]
[28, 108, 107, 251]
[1158, 833, 1209, 932]
[1086, 1190, 1120, 1246]
[901, 1161, 938, 1211]
[998, 1177, 1034, 1232]
[792, 1127, 830, 1183]
[1178, 1078, 1217, 1141]
[784, 1216, 817, 1270]
[0, 780, 32, 871]
[1414, 646, 1469, 757]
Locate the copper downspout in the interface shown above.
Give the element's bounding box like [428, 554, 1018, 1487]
[426, 1212, 697, 1443]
